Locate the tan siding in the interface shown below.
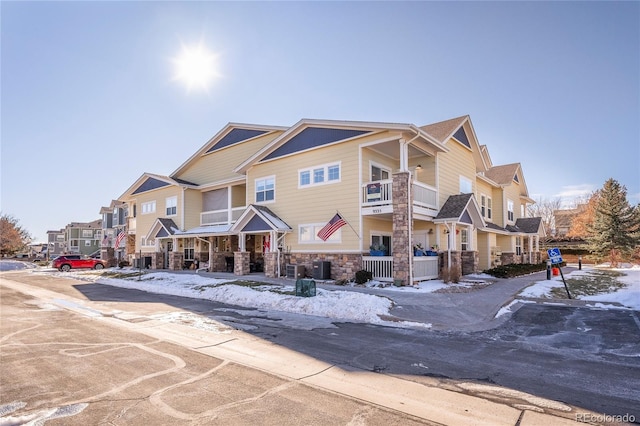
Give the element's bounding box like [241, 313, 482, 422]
[248, 140, 362, 252]
[174, 133, 280, 185]
[183, 188, 202, 230]
[134, 186, 182, 251]
[232, 184, 246, 208]
[437, 140, 476, 206]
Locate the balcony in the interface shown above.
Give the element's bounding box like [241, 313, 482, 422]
[201, 207, 246, 226]
[127, 217, 136, 233]
[361, 180, 438, 217]
[361, 255, 438, 282]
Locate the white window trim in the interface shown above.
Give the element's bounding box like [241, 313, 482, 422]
[370, 161, 391, 181]
[255, 176, 276, 204]
[298, 162, 341, 188]
[480, 194, 493, 221]
[507, 199, 515, 222]
[299, 223, 342, 243]
[166, 196, 177, 216]
[142, 200, 156, 215]
[459, 176, 473, 194]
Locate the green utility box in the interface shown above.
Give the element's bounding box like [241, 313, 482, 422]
[295, 278, 317, 297]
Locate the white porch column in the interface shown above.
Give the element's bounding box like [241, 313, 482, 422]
[239, 233, 246, 251]
[399, 139, 409, 171]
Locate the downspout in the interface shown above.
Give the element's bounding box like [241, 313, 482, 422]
[181, 187, 186, 231]
[276, 232, 287, 277]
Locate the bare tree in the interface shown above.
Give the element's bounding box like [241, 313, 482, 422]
[527, 197, 562, 236]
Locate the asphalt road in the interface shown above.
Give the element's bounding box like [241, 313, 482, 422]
[1, 268, 639, 424]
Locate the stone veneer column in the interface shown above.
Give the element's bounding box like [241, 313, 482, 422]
[392, 171, 411, 285]
[263, 252, 278, 278]
[169, 251, 183, 271]
[234, 251, 250, 276]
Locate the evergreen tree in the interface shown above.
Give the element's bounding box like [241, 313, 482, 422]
[586, 179, 640, 267]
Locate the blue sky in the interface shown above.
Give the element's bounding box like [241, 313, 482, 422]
[2, 1, 639, 243]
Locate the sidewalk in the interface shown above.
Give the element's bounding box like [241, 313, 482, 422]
[189, 268, 567, 331]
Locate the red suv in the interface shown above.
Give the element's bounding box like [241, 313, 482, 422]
[52, 255, 107, 272]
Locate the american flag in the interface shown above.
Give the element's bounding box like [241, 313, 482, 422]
[317, 213, 347, 241]
[114, 230, 126, 249]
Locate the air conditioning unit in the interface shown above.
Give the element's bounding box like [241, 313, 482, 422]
[286, 264, 305, 279]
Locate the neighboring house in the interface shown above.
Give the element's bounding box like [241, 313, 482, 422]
[553, 206, 586, 236]
[99, 200, 128, 263]
[46, 229, 66, 259]
[114, 116, 544, 284]
[64, 220, 102, 256]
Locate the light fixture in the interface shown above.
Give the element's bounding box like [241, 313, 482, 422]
[428, 228, 433, 234]
[415, 164, 422, 171]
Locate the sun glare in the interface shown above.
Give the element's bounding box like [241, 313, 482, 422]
[171, 43, 220, 92]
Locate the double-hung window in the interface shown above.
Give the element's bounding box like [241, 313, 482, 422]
[461, 229, 469, 251]
[481, 194, 492, 221]
[166, 196, 177, 216]
[459, 176, 472, 194]
[256, 177, 275, 202]
[507, 199, 514, 222]
[142, 201, 156, 214]
[299, 223, 341, 243]
[515, 236, 522, 255]
[299, 163, 340, 188]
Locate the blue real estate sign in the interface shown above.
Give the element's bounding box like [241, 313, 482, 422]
[547, 248, 563, 264]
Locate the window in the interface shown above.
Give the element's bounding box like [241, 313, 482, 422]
[459, 176, 472, 193]
[370, 234, 391, 255]
[507, 199, 514, 222]
[299, 163, 341, 188]
[371, 164, 390, 181]
[256, 177, 275, 202]
[480, 194, 492, 220]
[515, 236, 522, 255]
[166, 196, 177, 216]
[461, 229, 468, 251]
[82, 230, 93, 238]
[184, 239, 194, 260]
[299, 224, 341, 243]
[142, 201, 156, 214]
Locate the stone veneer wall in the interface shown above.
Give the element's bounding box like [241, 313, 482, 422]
[391, 171, 411, 286]
[286, 253, 362, 281]
[461, 251, 479, 275]
[439, 251, 462, 278]
[500, 252, 516, 266]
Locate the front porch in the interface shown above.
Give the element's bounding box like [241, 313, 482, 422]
[362, 255, 439, 282]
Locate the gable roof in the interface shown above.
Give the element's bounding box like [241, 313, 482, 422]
[420, 115, 489, 173]
[434, 193, 484, 227]
[119, 173, 193, 201]
[234, 118, 447, 173]
[484, 163, 520, 186]
[420, 116, 468, 143]
[170, 123, 287, 179]
[231, 204, 292, 233]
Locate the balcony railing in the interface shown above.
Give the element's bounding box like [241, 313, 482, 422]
[413, 256, 439, 281]
[362, 256, 393, 282]
[201, 207, 246, 226]
[361, 180, 438, 216]
[127, 217, 136, 233]
[361, 255, 439, 282]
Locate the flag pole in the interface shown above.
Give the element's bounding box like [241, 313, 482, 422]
[336, 210, 360, 239]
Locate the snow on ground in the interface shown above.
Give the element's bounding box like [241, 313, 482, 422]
[27, 264, 638, 329]
[38, 269, 433, 328]
[517, 264, 640, 310]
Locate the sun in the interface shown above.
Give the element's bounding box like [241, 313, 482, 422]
[171, 42, 220, 92]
